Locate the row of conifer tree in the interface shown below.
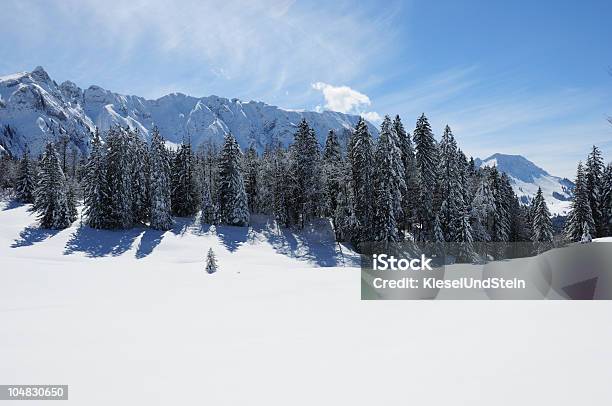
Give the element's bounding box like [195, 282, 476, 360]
[10, 114, 612, 257]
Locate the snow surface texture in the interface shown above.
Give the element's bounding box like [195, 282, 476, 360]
[475, 153, 574, 216]
[2, 201, 611, 405]
[0, 67, 376, 157]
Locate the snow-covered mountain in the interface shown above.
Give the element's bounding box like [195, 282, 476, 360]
[474, 153, 574, 216]
[0, 66, 376, 156]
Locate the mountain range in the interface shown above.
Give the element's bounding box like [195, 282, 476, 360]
[474, 153, 574, 216]
[0, 66, 375, 157]
[0, 67, 574, 215]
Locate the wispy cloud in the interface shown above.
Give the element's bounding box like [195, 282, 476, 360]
[0, 0, 402, 102]
[370, 66, 612, 177]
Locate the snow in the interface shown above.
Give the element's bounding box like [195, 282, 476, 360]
[477, 153, 573, 216]
[1, 201, 611, 405]
[0, 66, 376, 158]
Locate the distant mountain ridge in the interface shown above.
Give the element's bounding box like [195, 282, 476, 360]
[0, 66, 377, 157]
[474, 153, 574, 216]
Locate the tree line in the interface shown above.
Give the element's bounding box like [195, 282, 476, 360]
[8, 114, 612, 259]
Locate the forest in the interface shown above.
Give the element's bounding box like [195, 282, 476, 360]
[3, 113, 612, 262]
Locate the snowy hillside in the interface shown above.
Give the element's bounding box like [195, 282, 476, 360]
[2, 200, 610, 405]
[0, 67, 376, 156]
[475, 153, 574, 216]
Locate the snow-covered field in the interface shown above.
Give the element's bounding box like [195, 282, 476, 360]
[1, 201, 611, 405]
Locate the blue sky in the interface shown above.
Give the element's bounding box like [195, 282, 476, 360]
[1, 0, 611, 177]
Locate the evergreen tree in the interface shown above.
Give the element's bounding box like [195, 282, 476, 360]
[31, 143, 72, 229]
[333, 180, 358, 243]
[584, 145, 605, 237]
[288, 119, 321, 227]
[66, 179, 78, 223]
[372, 120, 401, 242]
[243, 146, 260, 214]
[488, 168, 511, 242]
[105, 127, 134, 229]
[171, 141, 200, 217]
[218, 134, 249, 226]
[322, 130, 343, 221]
[349, 117, 374, 243]
[530, 187, 553, 252]
[394, 115, 418, 237]
[205, 248, 218, 274]
[16, 149, 37, 203]
[200, 179, 218, 225]
[83, 129, 111, 229]
[456, 208, 476, 262]
[130, 130, 150, 224]
[433, 213, 445, 243]
[413, 114, 438, 240]
[565, 162, 595, 242]
[471, 175, 495, 242]
[149, 128, 173, 230]
[437, 125, 463, 241]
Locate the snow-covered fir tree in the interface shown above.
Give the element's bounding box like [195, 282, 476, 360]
[433, 213, 445, 244]
[205, 248, 218, 274]
[384, 116, 406, 236]
[393, 115, 418, 237]
[470, 175, 496, 242]
[333, 180, 358, 243]
[149, 128, 173, 231]
[530, 187, 553, 252]
[259, 144, 291, 226]
[565, 162, 595, 242]
[243, 146, 260, 214]
[372, 120, 401, 242]
[218, 133, 249, 226]
[66, 179, 78, 223]
[83, 129, 111, 229]
[130, 130, 150, 224]
[456, 208, 476, 262]
[31, 143, 72, 229]
[200, 179, 218, 225]
[437, 125, 463, 241]
[16, 149, 37, 203]
[171, 141, 200, 217]
[322, 130, 343, 221]
[488, 168, 511, 243]
[584, 145, 605, 237]
[413, 113, 438, 240]
[105, 127, 134, 229]
[288, 119, 321, 228]
[348, 117, 374, 244]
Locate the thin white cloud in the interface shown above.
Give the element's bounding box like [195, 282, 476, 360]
[1, 0, 401, 102]
[312, 82, 381, 122]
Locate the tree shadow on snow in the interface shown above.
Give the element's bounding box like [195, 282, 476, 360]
[63, 226, 142, 258]
[169, 217, 194, 237]
[11, 225, 61, 248]
[216, 225, 249, 253]
[253, 217, 359, 267]
[2, 199, 26, 211]
[135, 229, 165, 259]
